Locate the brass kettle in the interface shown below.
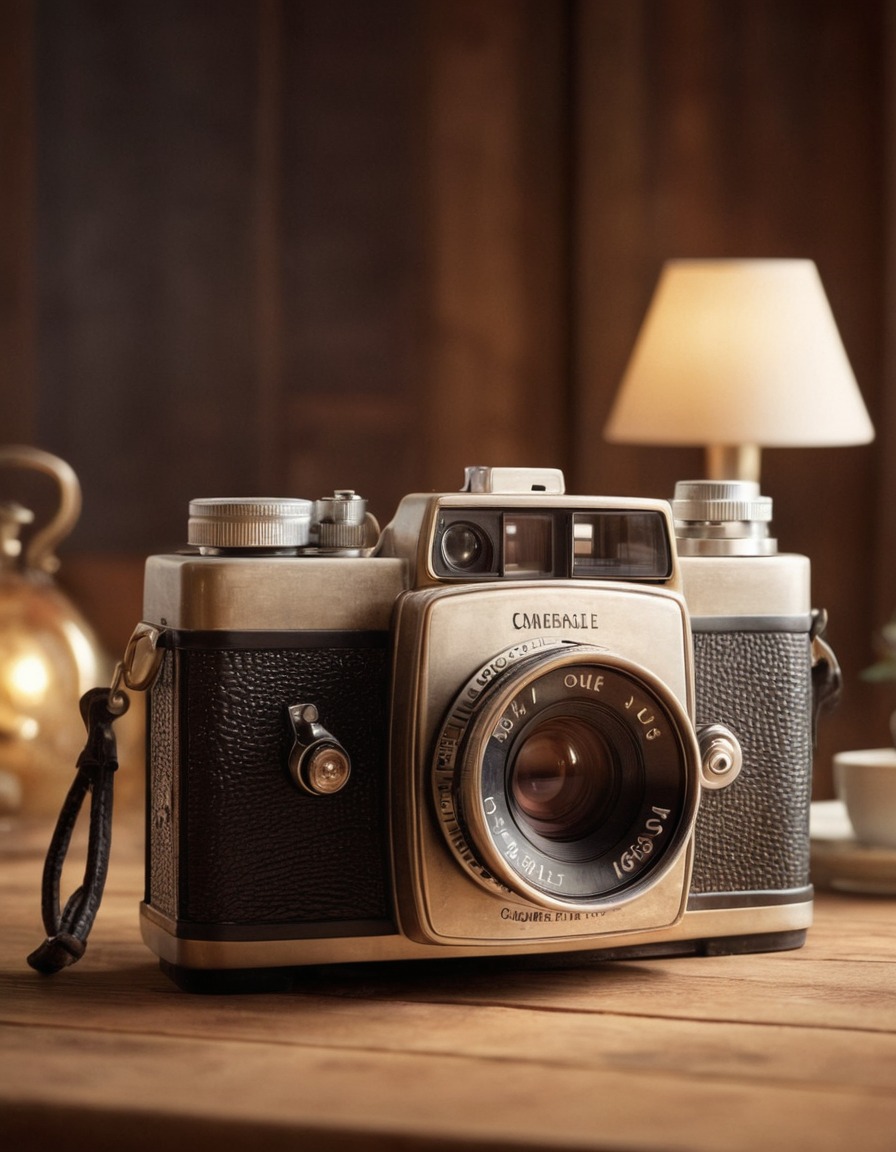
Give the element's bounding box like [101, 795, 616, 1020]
[0, 446, 108, 816]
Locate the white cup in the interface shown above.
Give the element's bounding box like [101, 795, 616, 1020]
[833, 748, 896, 848]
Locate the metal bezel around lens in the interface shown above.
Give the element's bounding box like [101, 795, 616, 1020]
[432, 642, 700, 911]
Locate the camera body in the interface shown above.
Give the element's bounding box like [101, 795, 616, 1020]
[138, 469, 824, 989]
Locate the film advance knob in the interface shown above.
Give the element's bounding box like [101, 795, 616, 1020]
[188, 498, 313, 551]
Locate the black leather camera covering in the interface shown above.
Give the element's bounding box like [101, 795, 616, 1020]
[146, 626, 813, 938]
[691, 628, 813, 895]
[148, 641, 393, 932]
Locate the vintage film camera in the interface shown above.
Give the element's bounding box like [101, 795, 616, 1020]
[132, 467, 834, 990]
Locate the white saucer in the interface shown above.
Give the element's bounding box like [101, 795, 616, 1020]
[810, 800, 896, 895]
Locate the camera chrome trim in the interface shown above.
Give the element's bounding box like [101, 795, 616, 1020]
[462, 466, 566, 494]
[139, 895, 813, 969]
[678, 553, 810, 619]
[380, 491, 684, 593]
[143, 553, 407, 631]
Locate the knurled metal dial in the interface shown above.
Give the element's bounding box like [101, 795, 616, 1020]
[672, 480, 777, 557]
[314, 490, 369, 550]
[188, 498, 312, 550]
[671, 480, 772, 525]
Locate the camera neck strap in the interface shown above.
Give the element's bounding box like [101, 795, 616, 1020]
[27, 687, 127, 974]
[27, 623, 162, 975]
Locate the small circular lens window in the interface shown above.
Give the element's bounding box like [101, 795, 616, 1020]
[441, 522, 489, 572]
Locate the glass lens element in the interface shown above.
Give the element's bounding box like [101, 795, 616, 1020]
[510, 717, 615, 840]
[441, 523, 485, 570]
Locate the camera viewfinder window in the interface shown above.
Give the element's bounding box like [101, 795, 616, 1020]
[572, 512, 671, 579]
[503, 514, 554, 577]
[433, 511, 505, 577]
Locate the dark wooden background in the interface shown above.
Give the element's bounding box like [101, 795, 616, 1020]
[3, 0, 894, 789]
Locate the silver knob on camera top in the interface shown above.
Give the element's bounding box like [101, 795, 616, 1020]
[313, 490, 370, 550]
[188, 498, 313, 551]
[672, 480, 777, 557]
[187, 492, 379, 555]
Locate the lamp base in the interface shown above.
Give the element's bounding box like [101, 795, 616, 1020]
[706, 444, 761, 482]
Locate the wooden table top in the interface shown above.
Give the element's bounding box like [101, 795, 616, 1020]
[2, 815, 895, 1152]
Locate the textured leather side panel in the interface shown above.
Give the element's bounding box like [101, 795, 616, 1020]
[157, 644, 392, 927]
[148, 651, 177, 918]
[691, 630, 812, 894]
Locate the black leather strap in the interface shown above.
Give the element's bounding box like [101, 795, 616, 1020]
[27, 687, 128, 974]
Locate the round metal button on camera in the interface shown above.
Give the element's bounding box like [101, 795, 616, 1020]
[301, 745, 352, 795]
[697, 724, 743, 790]
[286, 703, 353, 796]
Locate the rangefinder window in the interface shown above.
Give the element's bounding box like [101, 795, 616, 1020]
[503, 514, 553, 577]
[572, 511, 672, 580]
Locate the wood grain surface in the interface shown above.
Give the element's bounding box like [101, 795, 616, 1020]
[2, 816, 895, 1151]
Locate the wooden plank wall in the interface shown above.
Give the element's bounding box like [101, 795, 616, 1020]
[0, 0, 36, 443]
[572, 0, 889, 780]
[1, 0, 891, 786]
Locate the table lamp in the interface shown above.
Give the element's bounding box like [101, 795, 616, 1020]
[604, 259, 874, 480]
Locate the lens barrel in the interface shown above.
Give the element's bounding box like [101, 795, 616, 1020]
[433, 643, 699, 909]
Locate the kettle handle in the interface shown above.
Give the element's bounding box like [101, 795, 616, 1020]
[0, 445, 82, 575]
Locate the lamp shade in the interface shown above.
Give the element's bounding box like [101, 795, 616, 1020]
[604, 259, 874, 450]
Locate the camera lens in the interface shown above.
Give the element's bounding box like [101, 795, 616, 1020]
[433, 643, 699, 909]
[441, 522, 486, 570]
[509, 718, 615, 840]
